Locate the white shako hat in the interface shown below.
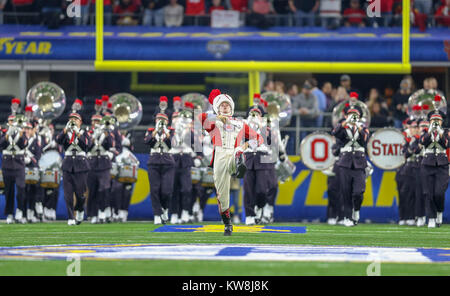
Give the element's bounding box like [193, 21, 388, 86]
[209, 89, 235, 116]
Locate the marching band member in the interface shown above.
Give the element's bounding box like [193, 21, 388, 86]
[40, 123, 61, 221]
[144, 110, 175, 225]
[411, 119, 429, 227]
[55, 100, 91, 226]
[116, 130, 135, 223]
[419, 108, 449, 228]
[401, 119, 421, 226]
[87, 113, 114, 224]
[243, 103, 271, 225]
[396, 119, 415, 226]
[86, 113, 102, 223]
[169, 101, 196, 224]
[198, 89, 263, 236]
[1, 99, 28, 224]
[23, 120, 42, 223]
[331, 102, 370, 227]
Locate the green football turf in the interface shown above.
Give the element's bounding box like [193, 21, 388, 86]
[0, 222, 449, 276]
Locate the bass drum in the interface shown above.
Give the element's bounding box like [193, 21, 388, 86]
[367, 128, 405, 170]
[300, 132, 335, 171]
[110, 162, 119, 179]
[201, 167, 215, 188]
[25, 167, 40, 185]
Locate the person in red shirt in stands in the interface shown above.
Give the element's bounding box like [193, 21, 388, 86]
[12, 0, 35, 24]
[229, 0, 248, 12]
[343, 0, 366, 27]
[185, 0, 206, 24]
[435, 0, 450, 27]
[367, 0, 394, 27]
[113, 0, 140, 25]
[210, 0, 225, 13]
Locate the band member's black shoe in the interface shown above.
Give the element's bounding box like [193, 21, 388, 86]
[224, 224, 233, 236]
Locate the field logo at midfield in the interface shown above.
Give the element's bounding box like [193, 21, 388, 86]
[152, 225, 307, 234]
[0, 244, 449, 263]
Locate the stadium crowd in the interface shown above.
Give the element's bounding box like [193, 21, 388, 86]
[262, 74, 445, 132]
[0, 0, 449, 29]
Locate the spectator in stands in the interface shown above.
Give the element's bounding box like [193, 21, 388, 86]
[12, 0, 36, 24]
[292, 80, 319, 140]
[248, 0, 276, 29]
[39, 0, 63, 29]
[114, 0, 140, 26]
[391, 78, 412, 128]
[394, 0, 427, 31]
[0, 0, 6, 25]
[164, 0, 184, 27]
[143, 0, 168, 26]
[435, 0, 450, 27]
[366, 88, 391, 126]
[427, 76, 442, 93]
[287, 83, 299, 99]
[343, 0, 366, 27]
[91, 0, 113, 26]
[370, 101, 390, 127]
[185, 0, 205, 25]
[309, 78, 326, 127]
[414, 0, 433, 18]
[367, 0, 393, 27]
[319, 0, 341, 29]
[340, 74, 360, 97]
[262, 79, 275, 93]
[288, 0, 319, 27]
[274, 80, 286, 94]
[273, 0, 290, 26]
[210, 0, 225, 13]
[74, 0, 90, 26]
[323, 85, 348, 128]
[230, 0, 248, 12]
[322, 81, 333, 109]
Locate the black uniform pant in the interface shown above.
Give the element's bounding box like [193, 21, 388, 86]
[243, 169, 269, 217]
[395, 171, 410, 220]
[327, 175, 340, 219]
[25, 183, 43, 215]
[109, 178, 123, 215]
[266, 167, 278, 207]
[119, 183, 133, 211]
[400, 165, 417, 220]
[171, 167, 193, 216]
[192, 182, 213, 212]
[87, 169, 111, 216]
[3, 168, 25, 216]
[415, 167, 426, 218]
[148, 164, 175, 216]
[62, 170, 88, 220]
[44, 187, 59, 211]
[421, 164, 449, 219]
[337, 166, 365, 220]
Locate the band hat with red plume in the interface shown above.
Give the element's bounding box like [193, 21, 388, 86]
[209, 89, 234, 116]
[69, 112, 82, 121]
[347, 104, 362, 116]
[25, 105, 33, 113]
[349, 92, 359, 100]
[8, 114, 16, 121]
[155, 112, 169, 122]
[91, 114, 102, 121]
[11, 98, 21, 115]
[184, 101, 194, 111]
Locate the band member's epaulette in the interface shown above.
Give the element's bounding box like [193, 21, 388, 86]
[147, 128, 155, 132]
[168, 127, 175, 130]
[1, 129, 6, 133]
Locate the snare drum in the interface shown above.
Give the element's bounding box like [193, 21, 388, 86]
[201, 168, 215, 188]
[40, 169, 61, 189]
[191, 167, 202, 184]
[25, 167, 40, 185]
[117, 164, 138, 183]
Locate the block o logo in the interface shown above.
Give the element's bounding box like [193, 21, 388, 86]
[300, 132, 335, 171]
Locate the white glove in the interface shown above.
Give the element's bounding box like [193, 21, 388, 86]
[24, 156, 31, 164]
[194, 158, 202, 168]
[122, 137, 130, 147]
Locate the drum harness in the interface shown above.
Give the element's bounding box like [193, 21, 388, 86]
[65, 130, 86, 158]
[24, 135, 38, 165]
[150, 132, 170, 155]
[424, 130, 446, 156]
[87, 130, 112, 160]
[340, 126, 365, 154]
[3, 129, 25, 157]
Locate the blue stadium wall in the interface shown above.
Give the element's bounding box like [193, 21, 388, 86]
[1, 154, 449, 223]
